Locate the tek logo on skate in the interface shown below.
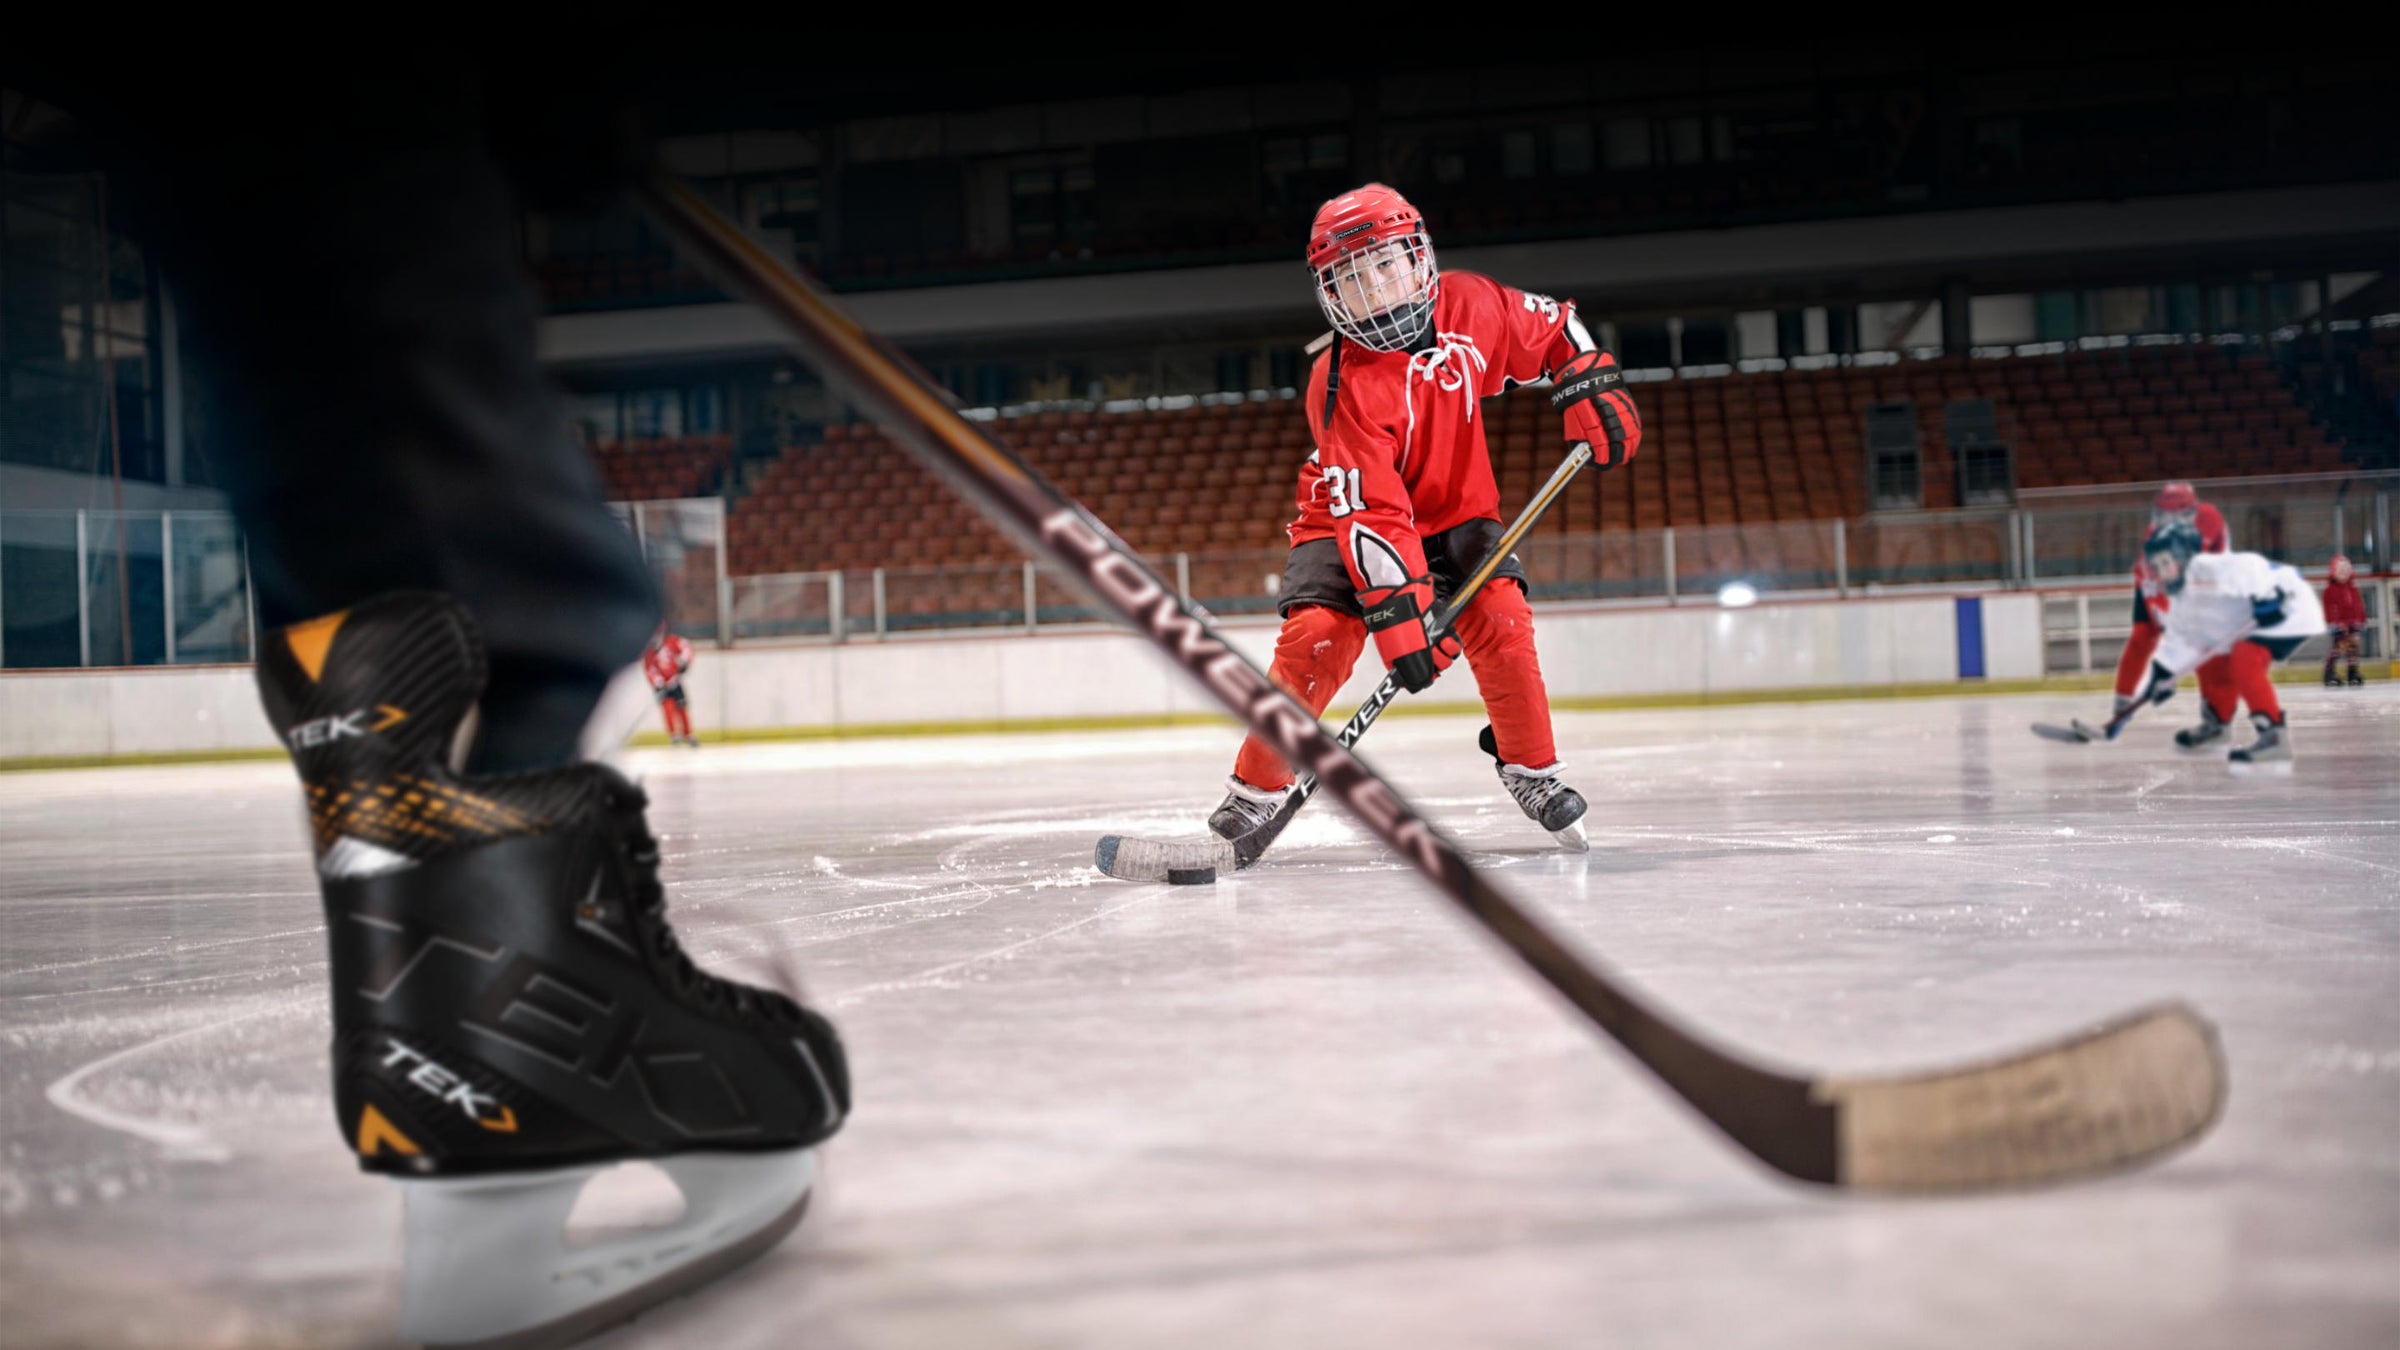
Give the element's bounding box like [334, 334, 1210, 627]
[379, 1036, 519, 1133]
[286, 703, 408, 751]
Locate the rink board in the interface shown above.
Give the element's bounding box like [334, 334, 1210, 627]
[0, 592, 2038, 763]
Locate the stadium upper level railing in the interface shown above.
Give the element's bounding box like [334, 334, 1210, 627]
[3, 473, 2389, 671]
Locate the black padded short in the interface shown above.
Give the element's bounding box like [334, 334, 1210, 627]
[2249, 635, 2307, 661]
[1278, 517, 1530, 619]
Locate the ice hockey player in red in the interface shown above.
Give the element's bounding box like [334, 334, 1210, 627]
[2320, 554, 2366, 687]
[1206, 183, 1641, 851]
[2113, 483, 2240, 751]
[645, 625, 699, 746]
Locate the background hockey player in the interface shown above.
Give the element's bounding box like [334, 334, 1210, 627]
[2320, 554, 2366, 687]
[2112, 483, 2243, 752]
[646, 624, 701, 745]
[42, 59, 850, 1349]
[1209, 183, 1640, 851]
[2121, 522, 2326, 773]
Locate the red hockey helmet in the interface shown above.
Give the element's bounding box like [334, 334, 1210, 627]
[2330, 553, 2353, 582]
[2194, 502, 2228, 553]
[2150, 480, 2199, 530]
[1307, 183, 1438, 353]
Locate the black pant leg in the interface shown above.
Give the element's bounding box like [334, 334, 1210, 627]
[138, 85, 658, 771]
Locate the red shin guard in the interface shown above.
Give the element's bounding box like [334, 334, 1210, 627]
[2229, 642, 2281, 722]
[1453, 581, 1558, 769]
[1232, 604, 1366, 791]
[2195, 653, 2240, 723]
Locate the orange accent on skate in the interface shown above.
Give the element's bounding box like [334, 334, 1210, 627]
[477, 1106, 519, 1134]
[356, 1104, 421, 1157]
[371, 704, 409, 732]
[283, 611, 349, 682]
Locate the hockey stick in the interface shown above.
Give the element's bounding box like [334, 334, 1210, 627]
[1095, 440, 1594, 883]
[636, 169, 2226, 1192]
[2032, 624, 2258, 744]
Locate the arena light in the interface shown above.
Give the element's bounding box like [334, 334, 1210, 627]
[1718, 580, 1759, 608]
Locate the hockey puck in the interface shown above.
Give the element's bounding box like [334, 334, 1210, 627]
[1166, 866, 1219, 886]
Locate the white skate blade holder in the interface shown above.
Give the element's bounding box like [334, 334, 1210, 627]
[2226, 757, 2295, 778]
[398, 1147, 817, 1350]
[1550, 818, 1590, 853]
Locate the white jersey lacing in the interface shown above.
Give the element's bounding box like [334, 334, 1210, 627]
[1399, 331, 1487, 474]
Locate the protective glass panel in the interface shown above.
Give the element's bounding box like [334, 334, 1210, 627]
[166, 511, 253, 664]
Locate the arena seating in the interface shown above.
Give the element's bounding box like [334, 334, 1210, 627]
[589, 434, 732, 502]
[646, 341, 2354, 578]
[2359, 327, 2400, 419]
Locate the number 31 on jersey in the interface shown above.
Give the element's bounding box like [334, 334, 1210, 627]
[1320, 464, 1365, 517]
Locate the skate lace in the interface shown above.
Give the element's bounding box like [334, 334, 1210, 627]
[607, 780, 802, 1027]
[1226, 792, 1284, 832]
[1503, 769, 1568, 815]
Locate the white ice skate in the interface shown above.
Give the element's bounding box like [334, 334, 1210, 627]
[1209, 775, 1293, 841]
[2226, 713, 2294, 777]
[1499, 760, 1591, 851]
[1481, 726, 1588, 851]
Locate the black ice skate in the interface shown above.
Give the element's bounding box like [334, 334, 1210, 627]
[2349, 667, 2365, 687]
[1480, 725, 1589, 852]
[2226, 711, 2294, 776]
[1209, 775, 1293, 840]
[2173, 706, 2227, 752]
[2324, 666, 2344, 688]
[258, 593, 847, 1350]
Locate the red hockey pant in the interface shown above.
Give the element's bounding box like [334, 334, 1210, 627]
[2124, 619, 2255, 721]
[1233, 580, 1557, 791]
[658, 688, 692, 738]
[2115, 619, 2163, 698]
[2213, 643, 2281, 723]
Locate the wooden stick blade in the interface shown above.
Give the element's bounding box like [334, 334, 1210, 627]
[1818, 1003, 2226, 1191]
[2029, 721, 2094, 743]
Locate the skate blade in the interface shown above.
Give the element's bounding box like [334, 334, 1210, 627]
[1550, 818, 1591, 853]
[398, 1148, 817, 1350]
[2225, 758, 2294, 778]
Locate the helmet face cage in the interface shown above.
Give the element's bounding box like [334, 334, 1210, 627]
[2144, 525, 2201, 595]
[1315, 233, 1438, 352]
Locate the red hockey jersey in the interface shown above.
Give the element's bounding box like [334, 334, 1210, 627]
[643, 633, 693, 689]
[1289, 270, 1588, 593]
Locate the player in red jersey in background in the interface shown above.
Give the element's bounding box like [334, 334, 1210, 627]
[1206, 183, 1641, 851]
[2113, 483, 2240, 750]
[644, 625, 699, 746]
[2321, 554, 2366, 687]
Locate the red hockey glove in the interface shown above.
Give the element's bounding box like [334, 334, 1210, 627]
[1551, 350, 1641, 468]
[1360, 574, 1462, 695]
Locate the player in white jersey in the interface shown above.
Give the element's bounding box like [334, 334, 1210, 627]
[2122, 522, 2326, 773]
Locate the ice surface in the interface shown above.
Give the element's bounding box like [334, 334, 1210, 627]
[2, 688, 2396, 1348]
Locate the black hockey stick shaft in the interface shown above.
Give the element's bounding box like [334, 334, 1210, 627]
[637, 170, 2226, 1192]
[1231, 440, 1594, 868]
